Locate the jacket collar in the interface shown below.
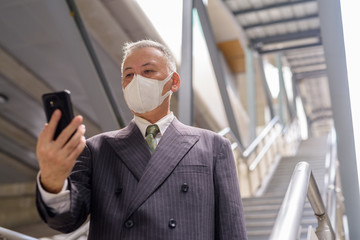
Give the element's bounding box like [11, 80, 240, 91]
[105, 120, 151, 181]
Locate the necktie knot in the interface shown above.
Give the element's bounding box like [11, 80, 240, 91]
[145, 124, 160, 153]
[146, 124, 160, 137]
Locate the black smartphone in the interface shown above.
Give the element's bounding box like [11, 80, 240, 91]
[42, 90, 75, 140]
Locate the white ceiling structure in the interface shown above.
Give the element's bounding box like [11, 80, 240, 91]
[219, 0, 333, 136]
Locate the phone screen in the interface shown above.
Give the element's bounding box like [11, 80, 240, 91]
[42, 90, 74, 140]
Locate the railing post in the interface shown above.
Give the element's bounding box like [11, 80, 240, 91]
[308, 173, 336, 240]
[315, 214, 336, 240]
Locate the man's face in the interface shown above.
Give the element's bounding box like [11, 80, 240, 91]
[122, 47, 170, 90]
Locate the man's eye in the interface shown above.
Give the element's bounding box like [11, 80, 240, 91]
[144, 70, 153, 74]
[125, 73, 134, 78]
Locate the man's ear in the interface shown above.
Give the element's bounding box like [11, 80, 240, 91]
[171, 72, 181, 92]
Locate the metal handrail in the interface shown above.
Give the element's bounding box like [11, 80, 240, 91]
[0, 226, 38, 240]
[324, 128, 337, 229]
[218, 127, 244, 155]
[270, 162, 335, 240]
[248, 129, 281, 171]
[0, 221, 89, 240]
[218, 116, 280, 159]
[243, 116, 279, 157]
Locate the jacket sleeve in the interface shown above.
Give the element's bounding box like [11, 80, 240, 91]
[214, 137, 248, 240]
[35, 144, 92, 233]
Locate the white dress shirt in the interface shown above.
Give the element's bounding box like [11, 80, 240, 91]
[134, 112, 174, 144]
[37, 113, 175, 213]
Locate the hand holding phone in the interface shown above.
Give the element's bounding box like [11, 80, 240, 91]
[38, 90, 86, 193]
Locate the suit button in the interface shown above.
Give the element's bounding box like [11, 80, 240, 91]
[181, 183, 189, 192]
[168, 218, 176, 229]
[124, 220, 134, 228]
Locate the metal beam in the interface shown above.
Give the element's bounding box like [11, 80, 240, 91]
[243, 14, 319, 30]
[292, 65, 327, 74]
[276, 54, 285, 126]
[257, 55, 275, 118]
[292, 76, 299, 115]
[233, 0, 316, 15]
[288, 57, 326, 67]
[259, 42, 322, 55]
[246, 47, 257, 142]
[194, 0, 243, 146]
[252, 29, 321, 46]
[293, 69, 327, 80]
[317, 0, 360, 238]
[290, 61, 326, 69]
[179, 0, 194, 126]
[285, 50, 324, 60]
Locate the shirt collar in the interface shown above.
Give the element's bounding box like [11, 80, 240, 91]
[134, 112, 175, 138]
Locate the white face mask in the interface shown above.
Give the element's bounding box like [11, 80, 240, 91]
[123, 73, 173, 113]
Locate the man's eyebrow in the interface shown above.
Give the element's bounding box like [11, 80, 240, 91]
[124, 62, 155, 72]
[142, 62, 155, 67]
[124, 66, 133, 72]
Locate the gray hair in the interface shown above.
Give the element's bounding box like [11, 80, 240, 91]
[121, 39, 176, 74]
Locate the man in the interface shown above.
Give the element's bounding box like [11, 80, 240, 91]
[36, 40, 247, 239]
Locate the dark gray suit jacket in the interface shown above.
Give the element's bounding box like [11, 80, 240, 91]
[36, 118, 247, 239]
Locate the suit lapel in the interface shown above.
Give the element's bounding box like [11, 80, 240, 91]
[105, 120, 151, 181]
[125, 118, 200, 219]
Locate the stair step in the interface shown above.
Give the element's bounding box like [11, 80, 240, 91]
[245, 216, 317, 227]
[242, 197, 283, 206]
[244, 202, 312, 212]
[245, 209, 315, 221]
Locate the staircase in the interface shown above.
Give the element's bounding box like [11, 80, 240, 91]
[243, 136, 329, 240]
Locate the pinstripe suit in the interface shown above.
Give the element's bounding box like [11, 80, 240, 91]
[36, 118, 247, 239]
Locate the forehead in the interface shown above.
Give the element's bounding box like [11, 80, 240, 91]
[123, 47, 166, 70]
